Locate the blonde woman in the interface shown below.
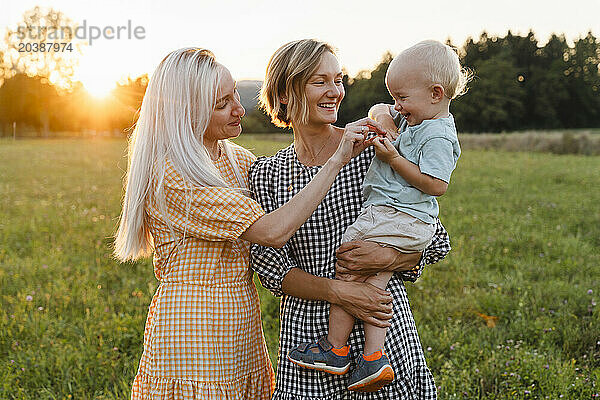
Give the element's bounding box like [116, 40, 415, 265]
[249, 39, 451, 399]
[114, 47, 380, 399]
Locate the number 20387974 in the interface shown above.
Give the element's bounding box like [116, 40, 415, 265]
[18, 42, 73, 52]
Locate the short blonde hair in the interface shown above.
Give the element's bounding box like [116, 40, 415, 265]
[260, 39, 337, 128]
[393, 40, 472, 99]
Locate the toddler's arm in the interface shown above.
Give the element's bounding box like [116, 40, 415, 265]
[371, 137, 448, 196]
[368, 104, 398, 140]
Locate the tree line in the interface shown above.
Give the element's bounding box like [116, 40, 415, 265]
[0, 74, 147, 136]
[336, 31, 600, 132]
[225, 30, 600, 134]
[0, 15, 598, 136]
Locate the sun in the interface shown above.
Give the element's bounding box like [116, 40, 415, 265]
[73, 48, 121, 99]
[84, 79, 115, 99]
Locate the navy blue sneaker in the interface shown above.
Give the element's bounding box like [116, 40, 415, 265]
[288, 336, 350, 375]
[347, 350, 395, 392]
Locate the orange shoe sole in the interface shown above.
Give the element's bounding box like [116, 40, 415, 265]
[348, 365, 395, 392]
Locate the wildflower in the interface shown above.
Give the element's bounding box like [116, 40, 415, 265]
[26, 295, 33, 301]
[450, 345, 455, 351]
[427, 347, 432, 351]
[10, 360, 14, 363]
[588, 289, 593, 295]
[42, 264, 48, 269]
[543, 364, 549, 369]
[37, 307, 44, 311]
[525, 390, 531, 395]
[475, 368, 480, 373]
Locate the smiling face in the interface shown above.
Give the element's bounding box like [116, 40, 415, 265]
[204, 65, 245, 142]
[302, 51, 345, 126]
[386, 58, 442, 126]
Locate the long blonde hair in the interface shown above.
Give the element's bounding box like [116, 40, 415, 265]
[114, 48, 245, 262]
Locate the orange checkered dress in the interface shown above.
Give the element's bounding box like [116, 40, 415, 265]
[131, 143, 275, 399]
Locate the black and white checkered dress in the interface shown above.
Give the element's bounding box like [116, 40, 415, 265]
[249, 144, 450, 400]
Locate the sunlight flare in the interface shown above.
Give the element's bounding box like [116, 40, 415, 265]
[83, 79, 115, 99]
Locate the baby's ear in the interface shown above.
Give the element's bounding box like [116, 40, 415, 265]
[431, 85, 445, 103]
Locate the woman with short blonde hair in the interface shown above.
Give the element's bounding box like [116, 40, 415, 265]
[115, 47, 376, 399]
[260, 39, 337, 128]
[250, 39, 451, 399]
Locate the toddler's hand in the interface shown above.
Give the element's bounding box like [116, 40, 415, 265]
[372, 136, 400, 164]
[384, 128, 399, 141]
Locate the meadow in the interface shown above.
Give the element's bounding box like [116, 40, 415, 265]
[0, 136, 598, 399]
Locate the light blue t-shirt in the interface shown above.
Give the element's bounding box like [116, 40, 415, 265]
[362, 113, 460, 224]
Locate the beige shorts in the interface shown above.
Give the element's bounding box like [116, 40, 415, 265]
[341, 205, 436, 252]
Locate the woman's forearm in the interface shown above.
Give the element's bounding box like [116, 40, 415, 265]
[335, 241, 422, 276]
[281, 267, 394, 326]
[281, 268, 338, 303]
[241, 158, 343, 248]
[389, 249, 423, 271]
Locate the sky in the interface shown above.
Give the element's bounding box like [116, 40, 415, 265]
[2, 0, 599, 96]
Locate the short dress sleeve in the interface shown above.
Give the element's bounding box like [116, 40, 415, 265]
[398, 218, 451, 282]
[161, 166, 265, 241]
[248, 156, 297, 297]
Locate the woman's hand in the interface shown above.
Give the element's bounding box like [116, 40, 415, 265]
[330, 279, 394, 327]
[335, 240, 422, 277]
[331, 118, 386, 165]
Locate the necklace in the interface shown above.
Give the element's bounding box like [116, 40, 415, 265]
[287, 133, 332, 192]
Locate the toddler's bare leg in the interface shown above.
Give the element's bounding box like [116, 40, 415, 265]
[327, 304, 356, 348]
[363, 271, 394, 356]
[327, 275, 368, 348]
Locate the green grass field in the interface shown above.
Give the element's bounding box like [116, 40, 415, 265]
[0, 137, 598, 399]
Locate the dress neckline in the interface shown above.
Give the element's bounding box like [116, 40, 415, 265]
[290, 145, 323, 169]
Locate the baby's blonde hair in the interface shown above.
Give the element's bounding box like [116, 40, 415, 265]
[392, 40, 472, 99]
